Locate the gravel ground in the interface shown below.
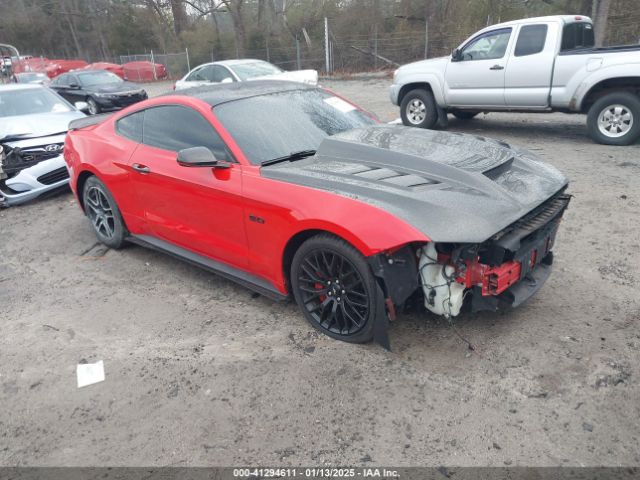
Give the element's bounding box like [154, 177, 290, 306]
[1, 78, 639, 467]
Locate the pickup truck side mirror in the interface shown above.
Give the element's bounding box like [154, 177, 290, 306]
[451, 48, 462, 62]
[177, 146, 230, 169]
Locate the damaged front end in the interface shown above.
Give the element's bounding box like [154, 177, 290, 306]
[369, 191, 571, 346]
[0, 135, 69, 206]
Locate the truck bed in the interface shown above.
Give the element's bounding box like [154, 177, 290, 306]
[560, 44, 640, 56]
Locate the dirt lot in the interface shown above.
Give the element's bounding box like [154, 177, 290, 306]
[1, 78, 639, 467]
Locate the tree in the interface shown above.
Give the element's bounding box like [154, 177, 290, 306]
[592, 0, 611, 46]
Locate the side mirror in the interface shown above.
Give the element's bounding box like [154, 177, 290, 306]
[451, 48, 461, 61]
[75, 101, 90, 113]
[69, 83, 80, 89]
[177, 146, 230, 168]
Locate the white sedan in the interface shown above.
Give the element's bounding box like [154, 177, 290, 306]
[174, 59, 318, 90]
[0, 84, 87, 206]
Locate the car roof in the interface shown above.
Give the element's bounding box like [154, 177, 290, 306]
[484, 15, 591, 30]
[216, 59, 269, 67]
[191, 59, 273, 71]
[0, 83, 44, 91]
[164, 80, 316, 107]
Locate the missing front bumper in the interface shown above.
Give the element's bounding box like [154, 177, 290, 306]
[471, 260, 553, 312]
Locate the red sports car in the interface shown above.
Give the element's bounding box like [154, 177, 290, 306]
[65, 81, 570, 348]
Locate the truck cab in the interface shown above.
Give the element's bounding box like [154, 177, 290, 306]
[391, 15, 640, 145]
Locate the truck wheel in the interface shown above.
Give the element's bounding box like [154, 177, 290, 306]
[587, 92, 640, 146]
[453, 111, 478, 120]
[400, 89, 438, 129]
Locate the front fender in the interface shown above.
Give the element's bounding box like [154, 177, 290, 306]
[393, 72, 447, 107]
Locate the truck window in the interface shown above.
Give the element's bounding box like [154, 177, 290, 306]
[561, 22, 595, 51]
[515, 25, 548, 56]
[460, 28, 512, 61]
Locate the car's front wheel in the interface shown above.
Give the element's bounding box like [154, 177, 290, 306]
[587, 91, 640, 146]
[83, 176, 127, 249]
[400, 88, 438, 129]
[87, 97, 101, 115]
[291, 234, 379, 343]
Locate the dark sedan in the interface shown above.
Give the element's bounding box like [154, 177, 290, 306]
[50, 69, 147, 115]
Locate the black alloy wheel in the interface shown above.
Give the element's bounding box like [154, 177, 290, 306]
[87, 97, 100, 115]
[291, 235, 377, 343]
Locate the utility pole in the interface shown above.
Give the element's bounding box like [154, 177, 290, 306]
[374, 25, 378, 69]
[324, 17, 330, 74]
[424, 20, 429, 58]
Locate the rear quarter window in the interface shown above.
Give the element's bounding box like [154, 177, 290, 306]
[116, 111, 144, 143]
[561, 22, 595, 51]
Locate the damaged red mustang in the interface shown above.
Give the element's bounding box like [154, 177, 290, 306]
[64, 81, 570, 348]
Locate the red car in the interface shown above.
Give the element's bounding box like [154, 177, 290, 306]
[83, 62, 125, 79]
[65, 81, 570, 347]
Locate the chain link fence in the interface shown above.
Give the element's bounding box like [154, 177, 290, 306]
[7, 13, 639, 82]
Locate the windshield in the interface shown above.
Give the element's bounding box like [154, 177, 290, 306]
[214, 89, 376, 165]
[231, 61, 283, 81]
[0, 87, 71, 117]
[78, 70, 122, 86]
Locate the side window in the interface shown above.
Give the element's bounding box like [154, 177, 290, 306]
[461, 28, 512, 61]
[197, 65, 216, 82]
[515, 25, 548, 57]
[210, 66, 234, 83]
[142, 105, 232, 162]
[186, 67, 204, 81]
[561, 22, 595, 51]
[116, 110, 144, 143]
[53, 73, 68, 86]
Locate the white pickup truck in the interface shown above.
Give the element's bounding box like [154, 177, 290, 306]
[390, 15, 640, 145]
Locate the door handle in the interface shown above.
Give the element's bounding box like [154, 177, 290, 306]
[489, 65, 504, 70]
[132, 163, 150, 173]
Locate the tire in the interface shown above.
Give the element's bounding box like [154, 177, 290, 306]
[452, 111, 478, 120]
[82, 176, 127, 249]
[290, 234, 380, 343]
[587, 91, 640, 146]
[87, 97, 100, 115]
[400, 88, 438, 129]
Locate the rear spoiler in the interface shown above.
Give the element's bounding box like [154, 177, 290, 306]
[69, 113, 113, 131]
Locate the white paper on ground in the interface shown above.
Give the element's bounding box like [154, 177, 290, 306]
[76, 360, 105, 388]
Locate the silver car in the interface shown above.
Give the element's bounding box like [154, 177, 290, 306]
[0, 84, 87, 206]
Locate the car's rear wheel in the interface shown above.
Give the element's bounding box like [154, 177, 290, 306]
[291, 234, 378, 343]
[87, 97, 100, 115]
[400, 89, 438, 129]
[83, 176, 126, 249]
[452, 111, 478, 120]
[587, 92, 640, 146]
